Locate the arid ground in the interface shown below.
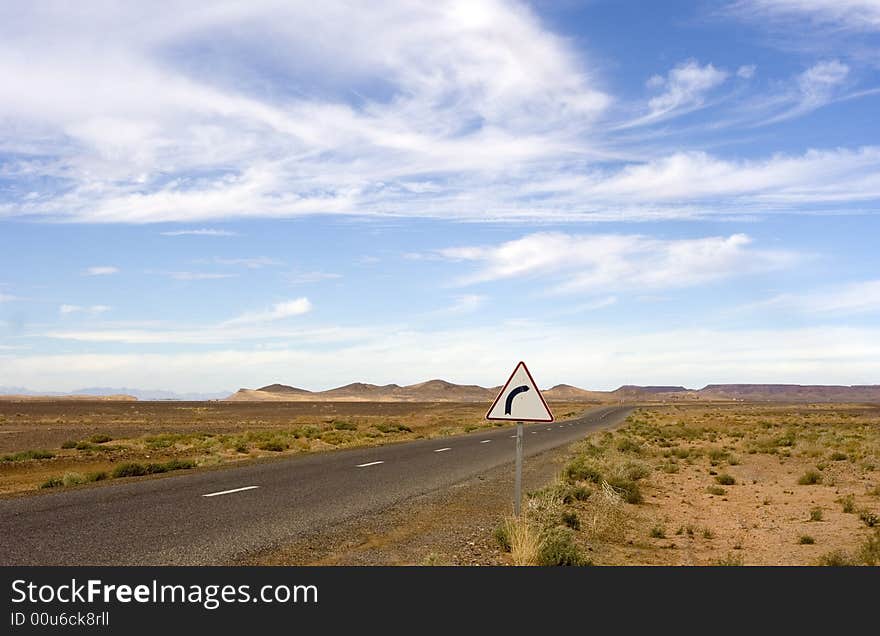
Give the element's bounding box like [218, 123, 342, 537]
[2, 400, 878, 566]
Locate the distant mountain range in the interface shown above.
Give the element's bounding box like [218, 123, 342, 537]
[3, 382, 879, 403]
[226, 382, 880, 403]
[0, 386, 230, 401]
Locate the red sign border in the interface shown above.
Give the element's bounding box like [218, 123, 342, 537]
[485, 361, 554, 422]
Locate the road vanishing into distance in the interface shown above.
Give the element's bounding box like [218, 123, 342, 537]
[0, 406, 630, 565]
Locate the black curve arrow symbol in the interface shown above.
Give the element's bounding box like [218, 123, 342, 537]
[505, 385, 530, 415]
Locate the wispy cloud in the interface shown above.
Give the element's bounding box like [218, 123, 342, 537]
[0, 293, 18, 302]
[757, 280, 880, 315]
[212, 257, 282, 269]
[286, 271, 343, 284]
[59, 304, 111, 315]
[439, 232, 798, 293]
[85, 266, 119, 276]
[731, 0, 880, 32]
[221, 298, 313, 326]
[161, 229, 238, 237]
[644, 60, 729, 119]
[168, 271, 236, 281]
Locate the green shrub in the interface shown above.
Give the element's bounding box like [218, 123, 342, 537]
[86, 471, 108, 482]
[2, 449, 55, 462]
[797, 470, 823, 485]
[89, 434, 113, 444]
[818, 550, 854, 566]
[560, 485, 591, 504]
[830, 451, 848, 461]
[606, 477, 643, 504]
[649, 525, 666, 539]
[715, 474, 736, 486]
[809, 507, 824, 522]
[61, 440, 77, 449]
[858, 530, 880, 565]
[259, 441, 286, 452]
[112, 462, 148, 478]
[839, 494, 856, 513]
[713, 553, 744, 566]
[538, 527, 588, 566]
[706, 485, 726, 496]
[798, 535, 815, 545]
[561, 511, 580, 530]
[234, 443, 249, 453]
[62, 472, 86, 487]
[40, 476, 63, 489]
[565, 459, 602, 484]
[859, 510, 879, 528]
[332, 421, 358, 431]
[494, 519, 512, 552]
[615, 438, 642, 455]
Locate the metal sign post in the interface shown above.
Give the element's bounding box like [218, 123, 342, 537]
[485, 362, 553, 518]
[514, 421, 523, 516]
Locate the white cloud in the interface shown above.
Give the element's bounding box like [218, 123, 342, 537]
[212, 257, 282, 269]
[737, 64, 757, 79]
[222, 298, 313, 326]
[0, 1, 609, 224]
[286, 271, 343, 284]
[732, 1, 880, 32]
[757, 60, 852, 124]
[161, 228, 238, 237]
[758, 280, 880, 315]
[59, 304, 111, 315]
[85, 266, 119, 276]
[439, 232, 797, 292]
[168, 271, 236, 281]
[638, 60, 728, 122]
[0, 293, 18, 302]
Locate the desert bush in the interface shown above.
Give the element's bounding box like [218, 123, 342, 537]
[89, 434, 113, 444]
[2, 449, 54, 462]
[259, 441, 287, 452]
[538, 527, 587, 566]
[494, 519, 513, 552]
[830, 451, 848, 461]
[40, 476, 63, 489]
[818, 550, 854, 566]
[605, 477, 642, 504]
[715, 474, 736, 485]
[564, 458, 602, 484]
[615, 438, 643, 455]
[706, 485, 726, 496]
[809, 507, 824, 522]
[508, 518, 541, 566]
[649, 525, 666, 539]
[713, 553, 744, 566]
[332, 421, 358, 431]
[797, 470, 823, 485]
[561, 511, 580, 530]
[859, 510, 879, 528]
[858, 530, 880, 565]
[61, 440, 77, 449]
[798, 535, 815, 545]
[62, 472, 86, 487]
[838, 494, 856, 513]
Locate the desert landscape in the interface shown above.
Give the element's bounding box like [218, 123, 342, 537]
[1, 380, 878, 566]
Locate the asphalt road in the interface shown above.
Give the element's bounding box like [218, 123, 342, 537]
[0, 405, 630, 565]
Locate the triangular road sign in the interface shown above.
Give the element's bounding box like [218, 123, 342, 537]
[486, 361, 554, 422]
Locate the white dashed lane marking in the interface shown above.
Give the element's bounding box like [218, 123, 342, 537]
[202, 486, 259, 498]
[480, 439, 491, 444]
[434, 447, 452, 453]
[356, 461, 384, 468]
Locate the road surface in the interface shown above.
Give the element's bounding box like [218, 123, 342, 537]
[0, 405, 630, 565]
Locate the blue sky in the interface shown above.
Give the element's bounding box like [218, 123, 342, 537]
[2, 0, 880, 394]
